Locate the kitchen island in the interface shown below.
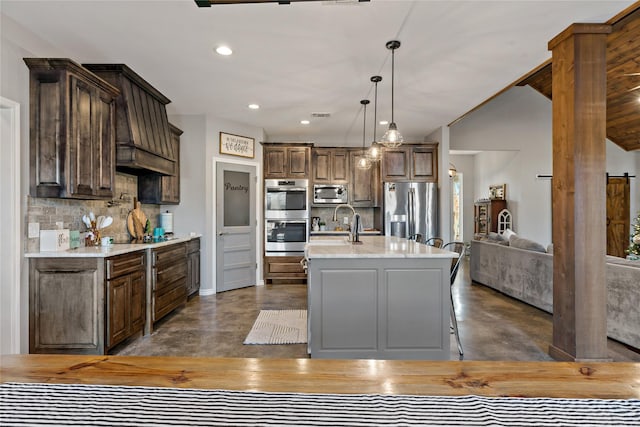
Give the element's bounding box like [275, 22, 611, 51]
[305, 235, 458, 360]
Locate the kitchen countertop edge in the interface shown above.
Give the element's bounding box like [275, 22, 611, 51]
[305, 235, 459, 260]
[25, 235, 202, 258]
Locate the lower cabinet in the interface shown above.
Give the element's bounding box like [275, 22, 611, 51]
[152, 243, 188, 323]
[28, 239, 198, 355]
[264, 255, 306, 284]
[106, 251, 146, 350]
[29, 250, 146, 355]
[186, 238, 201, 297]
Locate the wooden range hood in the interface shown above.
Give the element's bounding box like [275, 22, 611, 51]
[83, 63, 177, 176]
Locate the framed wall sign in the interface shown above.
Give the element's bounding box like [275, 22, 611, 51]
[489, 184, 506, 200]
[219, 132, 255, 158]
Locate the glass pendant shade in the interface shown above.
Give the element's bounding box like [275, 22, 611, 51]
[357, 155, 372, 170]
[366, 141, 382, 162]
[380, 122, 403, 148]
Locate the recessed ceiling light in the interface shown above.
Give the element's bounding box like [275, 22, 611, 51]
[215, 46, 233, 56]
[248, 104, 260, 110]
[379, 120, 389, 125]
[300, 120, 310, 125]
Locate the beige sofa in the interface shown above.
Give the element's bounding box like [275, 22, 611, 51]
[470, 239, 640, 350]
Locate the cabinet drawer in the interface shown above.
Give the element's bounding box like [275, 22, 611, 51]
[155, 262, 187, 292]
[106, 251, 146, 280]
[264, 256, 306, 279]
[186, 238, 200, 254]
[153, 243, 186, 266]
[153, 281, 187, 321]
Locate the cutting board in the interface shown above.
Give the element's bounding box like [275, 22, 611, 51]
[127, 198, 147, 239]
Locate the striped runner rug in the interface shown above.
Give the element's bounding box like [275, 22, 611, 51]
[1, 382, 639, 426]
[243, 309, 307, 344]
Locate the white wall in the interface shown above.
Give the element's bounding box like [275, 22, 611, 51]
[449, 154, 475, 244]
[425, 126, 451, 243]
[451, 85, 639, 247]
[1, 13, 75, 353]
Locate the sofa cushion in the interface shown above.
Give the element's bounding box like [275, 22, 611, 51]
[509, 235, 547, 253]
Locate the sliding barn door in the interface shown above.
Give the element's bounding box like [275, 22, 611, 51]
[606, 176, 630, 258]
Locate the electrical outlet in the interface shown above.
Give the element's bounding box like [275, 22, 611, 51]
[28, 222, 40, 238]
[56, 221, 64, 229]
[343, 216, 349, 224]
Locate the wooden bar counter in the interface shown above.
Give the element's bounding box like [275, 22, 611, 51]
[1, 355, 638, 399]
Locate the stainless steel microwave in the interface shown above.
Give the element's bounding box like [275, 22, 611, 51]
[313, 184, 348, 204]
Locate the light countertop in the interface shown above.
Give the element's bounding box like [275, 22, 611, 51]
[310, 230, 381, 236]
[305, 235, 459, 259]
[25, 235, 201, 258]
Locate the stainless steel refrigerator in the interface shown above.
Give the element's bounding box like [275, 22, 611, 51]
[384, 182, 438, 240]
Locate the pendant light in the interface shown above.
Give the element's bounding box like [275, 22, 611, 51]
[380, 40, 403, 148]
[366, 75, 382, 162]
[357, 99, 372, 170]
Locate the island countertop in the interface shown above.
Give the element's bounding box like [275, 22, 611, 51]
[25, 234, 201, 258]
[305, 235, 459, 259]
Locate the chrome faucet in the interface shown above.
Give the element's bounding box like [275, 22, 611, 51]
[332, 204, 362, 243]
[332, 203, 356, 222]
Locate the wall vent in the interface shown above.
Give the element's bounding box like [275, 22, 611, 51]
[311, 112, 331, 118]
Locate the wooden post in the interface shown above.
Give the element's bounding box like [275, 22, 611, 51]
[548, 24, 611, 362]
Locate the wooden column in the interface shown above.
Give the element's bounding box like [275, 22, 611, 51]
[548, 24, 611, 362]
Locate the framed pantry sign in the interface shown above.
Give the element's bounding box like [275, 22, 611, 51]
[219, 132, 255, 158]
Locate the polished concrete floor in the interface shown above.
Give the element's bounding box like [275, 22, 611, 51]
[114, 258, 640, 361]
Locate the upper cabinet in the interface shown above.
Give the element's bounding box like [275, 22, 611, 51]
[381, 143, 438, 182]
[312, 148, 349, 184]
[263, 143, 311, 179]
[83, 64, 176, 176]
[25, 58, 120, 199]
[138, 123, 182, 204]
[349, 149, 381, 207]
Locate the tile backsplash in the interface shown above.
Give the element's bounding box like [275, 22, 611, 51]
[310, 207, 376, 231]
[25, 172, 161, 252]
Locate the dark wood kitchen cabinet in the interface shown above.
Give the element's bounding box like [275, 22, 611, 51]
[186, 238, 201, 297]
[348, 149, 381, 207]
[263, 143, 312, 179]
[138, 123, 182, 204]
[264, 255, 307, 285]
[29, 250, 146, 355]
[312, 148, 349, 183]
[381, 143, 438, 183]
[152, 243, 188, 323]
[105, 251, 146, 350]
[25, 58, 120, 199]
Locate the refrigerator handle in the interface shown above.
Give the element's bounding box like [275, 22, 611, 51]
[407, 188, 415, 238]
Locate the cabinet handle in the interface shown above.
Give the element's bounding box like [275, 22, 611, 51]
[218, 232, 227, 236]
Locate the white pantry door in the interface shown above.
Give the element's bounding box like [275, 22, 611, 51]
[215, 162, 257, 292]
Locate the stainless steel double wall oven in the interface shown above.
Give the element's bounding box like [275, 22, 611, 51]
[264, 179, 309, 255]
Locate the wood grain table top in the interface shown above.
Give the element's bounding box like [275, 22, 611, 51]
[1, 355, 638, 399]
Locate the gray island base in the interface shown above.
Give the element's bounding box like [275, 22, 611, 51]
[305, 236, 458, 360]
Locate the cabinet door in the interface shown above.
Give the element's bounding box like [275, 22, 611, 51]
[94, 91, 115, 198]
[349, 150, 378, 207]
[381, 147, 410, 181]
[160, 125, 181, 203]
[332, 150, 349, 182]
[288, 147, 310, 178]
[130, 270, 146, 333]
[410, 146, 436, 182]
[475, 203, 489, 235]
[69, 76, 97, 198]
[313, 149, 331, 182]
[187, 251, 201, 296]
[264, 147, 287, 178]
[107, 275, 130, 349]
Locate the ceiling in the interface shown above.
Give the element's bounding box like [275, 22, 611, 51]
[1, 0, 636, 147]
[516, 5, 640, 151]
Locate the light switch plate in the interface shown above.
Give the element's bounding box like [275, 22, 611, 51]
[28, 222, 40, 238]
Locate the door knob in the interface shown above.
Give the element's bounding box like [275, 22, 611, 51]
[218, 232, 227, 236]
